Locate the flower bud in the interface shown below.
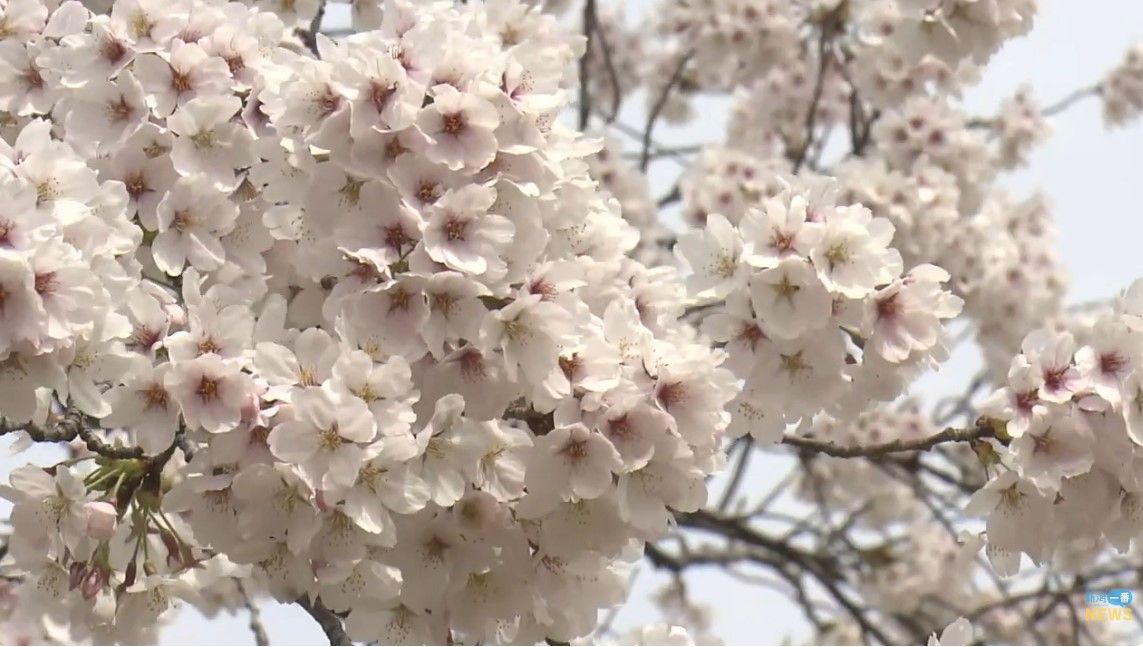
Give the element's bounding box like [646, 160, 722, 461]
[68, 561, 88, 591]
[83, 501, 118, 541]
[159, 528, 181, 566]
[81, 565, 107, 600]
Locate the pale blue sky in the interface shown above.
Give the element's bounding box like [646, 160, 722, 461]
[2, 2, 1142, 645]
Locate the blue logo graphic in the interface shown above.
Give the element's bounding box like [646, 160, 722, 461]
[1086, 589, 1134, 607]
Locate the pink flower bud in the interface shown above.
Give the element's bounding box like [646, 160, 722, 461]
[68, 561, 87, 591]
[159, 528, 181, 567]
[83, 501, 118, 542]
[81, 566, 106, 600]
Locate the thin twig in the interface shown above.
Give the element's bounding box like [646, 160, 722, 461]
[569, 102, 695, 168]
[622, 144, 703, 160]
[1042, 83, 1102, 118]
[833, 49, 874, 156]
[639, 52, 693, 171]
[964, 565, 1140, 621]
[717, 437, 754, 510]
[969, 83, 1103, 130]
[933, 370, 988, 426]
[590, 8, 623, 123]
[297, 0, 327, 56]
[741, 468, 798, 519]
[237, 580, 270, 646]
[578, 0, 596, 131]
[657, 183, 682, 208]
[676, 510, 893, 645]
[791, 33, 831, 173]
[594, 567, 639, 639]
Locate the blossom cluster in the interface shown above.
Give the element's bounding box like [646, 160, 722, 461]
[1103, 43, 1143, 126]
[678, 146, 791, 230]
[585, 136, 666, 263]
[0, 0, 740, 642]
[677, 178, 963, 442]
[0, 120, 140, 425]
[967, 280, 1143, 575]
[685, 69, 1064, 380]
[646, 0, 1072, 383]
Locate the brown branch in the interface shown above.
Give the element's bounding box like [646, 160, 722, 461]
[717, 437, 753, 510]
[668, 510, 894, 645]
[781, 419, 999, 459]
[296, 595, 350, 646]
[639, 51, 693, 171]
[623, 144, 703, 161]
[590, 9, 623, 123]
[78, 426, 146, 460]
[578, 0, 596, 131]
[790, 33, 831, 173]
[969, 83, 1103, 130]
[833, 48, 874, 156]
[656, 183, 682, 209]
[1042, 84, 1102, 118]
[296, 0, 327, 56]
[933, 371, 988, 426]
[176, 428, 197, 462]
[963, 565, 1141, 622]
[237, 580, 270, 646]
[1, 410, 145, 460]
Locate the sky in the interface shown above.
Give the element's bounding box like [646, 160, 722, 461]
[2, 1, 1142, 645]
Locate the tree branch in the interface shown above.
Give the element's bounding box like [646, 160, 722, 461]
[77, 426, 146, 460]
[639, 51, 693, 171]
[1042, 83, 1102, 118]
[578, 0, 596, 131]
[667, 510, 894, 645]
[717, 437, 753, 510]
[237, 580, 270, 646]
[790, 33, 831, 173]
[296, 595, 351, 646]
[297, 0, 327, 56]
[590, 7, 623, 124]
[571, 103, 695, 168]
[780, 419, 999, 459]
[1, 410, 145, 460]
[969, 83, 1104, 129]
